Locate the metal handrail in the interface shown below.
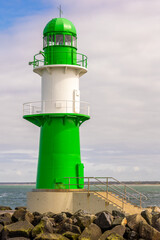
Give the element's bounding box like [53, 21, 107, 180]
[64, 176, 148, 210]
[29, 51, 88, 69]
[23, 100, 90, 116]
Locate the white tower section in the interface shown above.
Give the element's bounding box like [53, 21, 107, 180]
[34, 64, 87, 114]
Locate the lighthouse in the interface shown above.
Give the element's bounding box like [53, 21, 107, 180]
[23, 17, 90, 190]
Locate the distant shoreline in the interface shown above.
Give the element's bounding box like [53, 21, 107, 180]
[0, 181, 160, 186]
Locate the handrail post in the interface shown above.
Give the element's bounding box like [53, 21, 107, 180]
[106, 177, 108, 199]
[69, 177, 70, 190]
[124, 185, 126, 200]
[140, 195, 142, 208]
[88, 177, 90, 194]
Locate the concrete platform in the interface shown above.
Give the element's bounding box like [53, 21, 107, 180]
[27, 191, 120, 214]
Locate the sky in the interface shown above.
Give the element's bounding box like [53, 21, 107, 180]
[1, 0, 160, 182]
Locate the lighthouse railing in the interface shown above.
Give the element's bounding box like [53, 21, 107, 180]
[29, 51, 88, 68]
[64, 177, 148, 211]
[23, 100, 90, 116]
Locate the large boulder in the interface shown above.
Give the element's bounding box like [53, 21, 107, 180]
[75, 215, 96, 231]
[79, 223, 102, 240]
[11, 209, 34, 223]
[0, 206, 12, 210]
[3, 220, 34, 238]
[35, 233, 69, 240]
[141, 210, 152, 225]
[63, 231, 80, 240]
[112, 211, 125, 218]
[126, 214, 147, 232]
[32, 217, 53, 238]
[99, 225, 125, 240]
[152, 213, 160, 230]
[58, 222, 81, 234]
[42, 212, 56, 219]
[94, 212, 113, 231]
[7, 238, 30, 240]
[54, 213, 67, 223]
[105, 233, 124, 240]
[0, 213, 12, 225]
[139, 221, 160, 240]
[0, 224, 3, 238]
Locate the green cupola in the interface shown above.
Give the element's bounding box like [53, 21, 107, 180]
[43, 18, 77, 65]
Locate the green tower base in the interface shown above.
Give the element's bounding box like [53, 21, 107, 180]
[23, 113, 90, 189]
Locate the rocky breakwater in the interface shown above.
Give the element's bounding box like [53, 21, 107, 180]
[1, 206, 160, 239]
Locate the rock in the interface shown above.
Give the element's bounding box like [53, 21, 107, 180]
[74, 209, 89, 217]
[7, 238, 30, 240]
[76, 215, 95, 230]
[112, 217, 124, 226]
[121, 218, 127, 226]
[105, 233, 124, 240]
[32, 217, 53, 238]
[79, 223, 102, 240]
[0, 213, 12, 226]
[62, 212, 73, 218]
[139, 221, 160, 240]
[123, 227, 132, 240]
[128, 230, 139, 240]
[3, 220, 34, 238]
[58, 222, 81, 234]
[15, 206, 27, 210]
[54, 213, 67, 223]
[94, 212, 113, 231]
[63, 231, 80, 240]
[0, 206, 12, 210]
[112, 211, 125, 218]
[154, 217, 160, 231]
[11, 209, 34, 223]
[126, 214, 147, 232]
[0, 224, 3, 238]
[152, 213, 160, 230]
[99, 225, 125, 240]
[152, 206, 160, 213]
[141, 210, 152, 225]
[35, 232, 69, 240]
[42, 212, 56, 218]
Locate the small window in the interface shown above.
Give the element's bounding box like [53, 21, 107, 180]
[43, 36, 47, 48]
[49, 35, 55, 46]
[65, 35, 71, 46]
[72, 36, 77, 48]
[56, 35, 63, 45]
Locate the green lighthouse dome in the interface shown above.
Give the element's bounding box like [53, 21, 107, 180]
[43, 18, 77, 36]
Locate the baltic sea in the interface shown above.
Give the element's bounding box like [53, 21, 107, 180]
[0, 184, 160, 209]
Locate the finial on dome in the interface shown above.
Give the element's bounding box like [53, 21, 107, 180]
[57, 5, 63, 18]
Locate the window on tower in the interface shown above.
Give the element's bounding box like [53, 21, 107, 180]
[49, 35, 55, 46]
[56, 35, 63, 45]
[43, 36, 47, 48]
[72, 36, 77, 48]
[65, 35, 71, 46]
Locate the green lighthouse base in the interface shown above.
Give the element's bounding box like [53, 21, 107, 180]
[23, 113, 90, 189]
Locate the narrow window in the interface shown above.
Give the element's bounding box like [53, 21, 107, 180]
[65, 35, 71, 46]
[56, 35, 63, 45]
[72, 36, 77, 48]
[43, 36, 47, 48]
[49, 35, 55, 46]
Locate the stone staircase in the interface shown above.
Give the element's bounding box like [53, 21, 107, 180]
[94, 192, 143, 215]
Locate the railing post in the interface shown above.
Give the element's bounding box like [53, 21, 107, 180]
[68, 177, 70, 190]
[106, 177, 108, 199]
[88, 177, 90, 194]
[140, 195, 142, 208]
[124, 185, 126, 200]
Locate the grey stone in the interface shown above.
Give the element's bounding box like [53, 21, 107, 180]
[126, 214, 147, 232]
[0, 206, 12, 210]
[35, 233, 69, 240]
[141, 210, 152, 225]
[32, 217, 53, 238]
[94, 212, 113, 230]
[0, 213, 12, 226]
[3, 220, 34, 238]
[139, 221, 160, 240]
[11, 209, 34, 223]
[58, 222, 81, 234]
[99, 225, 125, 240]
[79, 223, 102, 240]
[112, 210, 125, 218]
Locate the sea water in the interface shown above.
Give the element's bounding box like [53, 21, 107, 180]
[0, 184, 160, 209]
